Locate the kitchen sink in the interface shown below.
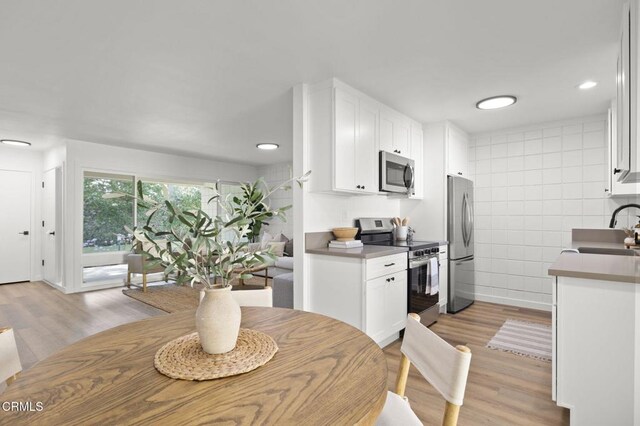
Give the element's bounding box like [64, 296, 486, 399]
[577, 247, 639, 256]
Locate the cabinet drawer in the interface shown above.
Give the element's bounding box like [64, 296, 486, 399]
[366, 253, 407, 280]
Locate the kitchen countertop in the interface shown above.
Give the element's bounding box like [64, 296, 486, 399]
[570, 241, 640, 251]
[306, 245, 409, 259]
[548, 252, 640, 284]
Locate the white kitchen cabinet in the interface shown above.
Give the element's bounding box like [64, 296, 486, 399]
[409, 124, 424, 199]
[333, 89, 378, 193]
[309, 251, 408, 347]
[379, 108, 410, 157]
[616, 0, 640, 183]
[607, 103, 640, 195]
[365, 270, 407, 343]
[552, 276, 640, 424]
[308, 81, 379, 195]
[446, 124, 469, 178]
[308, 78, 422, 197]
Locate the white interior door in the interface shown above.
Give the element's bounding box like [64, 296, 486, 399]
[0, 170, 32, 284]
[43, 168, 61, 285]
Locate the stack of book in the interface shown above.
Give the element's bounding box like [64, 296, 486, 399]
[328, 240, 363, 249]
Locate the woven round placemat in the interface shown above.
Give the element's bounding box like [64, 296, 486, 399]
[154, 329, 278, 381]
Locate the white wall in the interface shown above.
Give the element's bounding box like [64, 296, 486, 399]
[304, 192, 401, 232]
[400, 123, 448, 241]
[468, 114, 639, 311]
[63, 139, 258, 293]
[257, 162, 294, 238]
[0, 145, 43, 282]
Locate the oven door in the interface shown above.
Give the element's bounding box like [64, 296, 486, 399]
[380, 151, 415, 194]
[408, 257, 440, 321]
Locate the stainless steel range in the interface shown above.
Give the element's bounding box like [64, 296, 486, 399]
[356, 218, 443, 326]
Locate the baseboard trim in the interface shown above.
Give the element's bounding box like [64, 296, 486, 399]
[474, 294, 551, 311]
[378, 332, 400, 348]
[41, 280, 67, 293]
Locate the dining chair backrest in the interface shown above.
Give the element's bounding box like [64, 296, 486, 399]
[396, 313, 472, 426]
[231, 286, 273, 307]
[0, 327, 22, 387]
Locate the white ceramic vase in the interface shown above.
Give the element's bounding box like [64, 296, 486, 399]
[196, 286, 241, 354]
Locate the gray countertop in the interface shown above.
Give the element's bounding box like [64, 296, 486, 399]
[570, 241, 640, 251]
[548, 251, 640, 284]
[306, 245, 409, 259]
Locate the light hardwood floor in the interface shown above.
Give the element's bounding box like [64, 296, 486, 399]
[0, 281, 568, 425]
[0, 281, 165, 370]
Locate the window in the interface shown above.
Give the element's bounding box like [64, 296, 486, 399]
[83, 173, 134, 253]
[137, 181, 202, 234]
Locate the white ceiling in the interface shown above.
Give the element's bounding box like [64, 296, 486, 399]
[0, 0, 624, 165]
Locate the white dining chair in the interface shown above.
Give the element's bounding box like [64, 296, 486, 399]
[376, 313, 472, 426]
[0, 327, 22, 389]
[231, 286, 273, 307]
[200, 287, 273, 307]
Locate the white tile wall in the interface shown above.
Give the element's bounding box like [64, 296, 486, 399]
[469, 115, 639, 310]
[257, 162, 294, 239]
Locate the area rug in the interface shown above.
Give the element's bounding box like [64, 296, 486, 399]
[486, 319, 552, 362]
[123, 277, 272, 313]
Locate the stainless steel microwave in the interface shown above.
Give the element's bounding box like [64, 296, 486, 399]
[379, 151, 415, 194]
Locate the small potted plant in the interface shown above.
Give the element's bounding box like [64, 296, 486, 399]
[107, 172, 309, 354]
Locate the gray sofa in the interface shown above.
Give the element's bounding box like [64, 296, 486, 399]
[254, 257, 293, 308]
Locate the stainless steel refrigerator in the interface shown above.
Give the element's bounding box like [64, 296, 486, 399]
[447, 175, 475, 313]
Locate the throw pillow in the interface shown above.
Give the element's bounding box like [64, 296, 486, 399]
[268, 242, 286, 257]
[284, 239, 294, 257]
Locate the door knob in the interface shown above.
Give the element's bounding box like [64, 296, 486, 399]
[18, 231, 29, 235]
[48, 231, 56, 236]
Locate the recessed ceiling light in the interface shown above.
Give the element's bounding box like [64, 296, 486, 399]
[1, 139, 31, 147]
[578, 81, 598, 90]
[476, 96, 517, 110]
[256, 143, 279, 150]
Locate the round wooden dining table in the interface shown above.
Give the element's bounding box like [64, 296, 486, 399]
[0, 307, 388, 425]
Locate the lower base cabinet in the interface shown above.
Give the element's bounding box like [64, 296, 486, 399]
[365, 271, 407, 343]
[552, 276, 640, 425]
[309, 253, 408, 346]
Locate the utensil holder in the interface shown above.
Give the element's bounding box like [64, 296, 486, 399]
[396, 226, 408, 241]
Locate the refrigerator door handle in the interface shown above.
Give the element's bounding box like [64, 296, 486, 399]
[466, 192, 474, 247]
[461, 193, 469, 247]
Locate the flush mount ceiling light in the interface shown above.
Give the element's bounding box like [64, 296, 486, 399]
[1, 139, 31, 147]
[578, 80, 598, 90]
[256, 143, 279, 150]
[476, 96, 517, 110]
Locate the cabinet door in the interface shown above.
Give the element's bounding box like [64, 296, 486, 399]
[379, 110, 394, 153]
[334, 89, 358, 191]
[365, 275, 388, 343]
[386, 271, 408, 333]
[410, 124, 424, 199]
[447, 125, 469, 177]
[609, 102, 640, 195]
[357, 99, 379, 193]
[616, 4, 631, 179]
[393, 119, 410, 156]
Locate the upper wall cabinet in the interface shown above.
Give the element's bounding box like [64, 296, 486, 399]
[446, 123, 469, 178]
[607, 102, 640, 195]
[616, 0, 640, 183]
[380, 108, 410, 157]
[307, 79, 423, 196]
[333, 89, 379, 193]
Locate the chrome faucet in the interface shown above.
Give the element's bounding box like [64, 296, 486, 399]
[608, 203, 640, 228]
